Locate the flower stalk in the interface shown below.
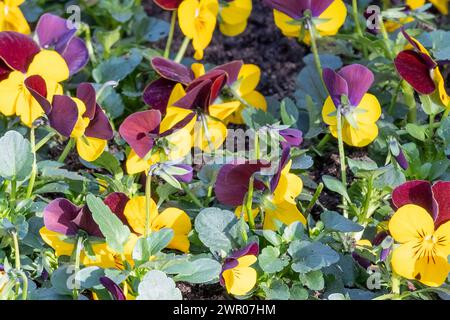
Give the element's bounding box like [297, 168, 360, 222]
[164, 11, 178, 58]
[26, 126, 37, 199]
[174, 37, 190, 63]
[144, 170, 153, 237]
[58, 138, 75, 163]
[336, 107, 348, 218]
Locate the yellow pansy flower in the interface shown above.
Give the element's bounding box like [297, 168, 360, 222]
[0, 0, 30, 34]
[219, 0, 252, 36]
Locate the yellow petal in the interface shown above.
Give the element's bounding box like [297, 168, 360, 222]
[341, 122, 379, 147]
[220, 0, 251, 25]
[237, 64, 261, 96]
[222, 267, 257, 296]
[82, 242, 116, 268]
[273, 161, 303, 204]
[165, 119, 195, 160]
[234, 206, 260, 222]
[273, 10, 301, 38]
[39, 227, 74, 257]
[391, 240, 421, 281]
[236, 255, 257, 268]
[413, 254, 450, 287]
[70, 98, 89, 138]
[433, 221, 450, 258]
[322, 96, 337, 126]
[3, 5, 30, 34]
[264, 200, 306, 231]
[227, 90, 267, 124]
[432, 68, 450, 107]
[191, 63, 206, 78]
[209, 101, 241, 121]
[193, 115, 227, 151]
[124, 196, 158, 235]
[125, 149, 159, 175]
[15, 84, 46, 127]
[152, 207, 192, 252]
[27, 50, 69, 83]
[429, 0, 448, 14]
[178, 0, 198, 39]
[389, 204, 435, 243]
[355, 94, 382, 125]
[76, 136, 107, 162]
[0, 71, 23, 116]
[220, 20, 248, 37]
[406, 0, 426, 9]
[315, 0, 347, 36]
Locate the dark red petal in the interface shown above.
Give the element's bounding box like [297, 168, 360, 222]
[119, 110, 161, 159]
[0, 59, 11, 81]
[76, 83, 96, 120]
[215, 161, 269, 206]
[323, 68, 348, 107]
[0, 32, 40, 73]
[151, 57, 194, 84]
[263, 0, 306, 19]
[432, 181, 450, 228]
[338, 64, 374, 106]
[24, 75, 52, 114]
[153, 0, 183, 10]
[392, 180, 436, 217]
[143, 78, 177, 114]
[84, 105, 114, 140]
[43, 198, 81, 236]
[394, 50, 436, 95]
[212, 60, 243, 85]
[100, 277, 126, 300]
[104, 192, 130, 227]
[48, 95, 79, 137]
[173, 79, 212, 110]
[310, 0, 334, 16]
[72, 206, 103, 238]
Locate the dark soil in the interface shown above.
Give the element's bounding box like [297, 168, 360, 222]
[177, 282, 228, 300]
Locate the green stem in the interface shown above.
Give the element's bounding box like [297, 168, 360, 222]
[245, 176, 256, 229]
[336, 107, 348, 218]
[72, 236, 83, 300]
[306, 183, 324, 212]
[58, 138, 75, 163]
[402, 82, 417, 123]
[379, 15, 394, 60]
[316, 133, 331, 151]
[144, 170, 153, 237]
[10, 179, 17, 209]
[174, 37, 190, 63]
[443, 108, 450, 119]
[352, 0, 368, 58]
[18, 271, 28, 300]
[388, 80, 403, 115]
[361, 175, 374, 224]
[12, 231, 21, 270]
[26, 127, 37, 199]
[306, 18, 325, 89]
[12, 231, 27, 299]
[181, 182, 204, 208]
[35, 130, 56, 152]
[164, 11, 177, 58]
[82, 23, 97, 65]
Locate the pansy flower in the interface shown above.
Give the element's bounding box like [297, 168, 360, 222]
[406, 0, 448, 15]
[27, 82, 114, 162]
[105, 192, 192, 253]
[178, 0, 219, 60]
[216, 147, 306, 230]
[219, 0, 252, 37]
[220, 242, 259, 296]
[39, 198, 137, 269]
[263, 0, 347, 44]
[35, 13, 89, 75]
[388, 180, 450, 287]
[0, 31, 68, 126]
[322, 64, 381, 147]
[192, 62, 267, 124]
[394, 29, 449, 108]
[119, 108, 195, 175]
[0, 0, 30, 34]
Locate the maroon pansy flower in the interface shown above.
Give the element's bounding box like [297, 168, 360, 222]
[392, 180, 450, 228]
[153, 0, 183, 10]
[263, 0, 334, 19]
[100, 276, 126, 300]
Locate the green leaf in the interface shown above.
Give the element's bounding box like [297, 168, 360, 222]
[288, 240, 340, 273]
[420, 94, 443, 115]
[405, 123, 427, 141]
[262, 279, 290, 300]
[258, 246, 289, 273]
[132, 228, 174, 262]
[96, 27, 121, 56]
[322, 175, 350, 202]
[194, 208, 244, 254]
[0, 130, 34, 181]
[93, 48, 142, 83]
[290, 283, 309, 300]
[137, 270, 182, 300]
[74, 266, 104, 289]
[168, 258, 221, 284]
[299, 270, 324, 291]
[280, 98, 298, 126]
[321, 211, 363, 233]
[86, 194, 130, 254]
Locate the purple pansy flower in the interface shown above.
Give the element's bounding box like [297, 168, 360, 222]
[219, 242, 259, 286]
[35, 13, 89, 75]
[323, 64, 375, 109]
[43, 198, 103, 238]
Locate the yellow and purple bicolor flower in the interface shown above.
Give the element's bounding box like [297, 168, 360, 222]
[39, 198, 131, 269]
[104, 192, 193, 253]
[0, 15, 88, 127]
[220, 242, 259, 296]
[119, 108, 195, 175]
[322, 64, 381, 147]
[394, 29, 449, 108]
[27, 82, 114, 162]
[0, 0, 30, 34]
[216, 146, 306, 230]
[263, 0, 347, 44]
[144, 57, 244, 152]
[178, 0, 219, 60]
[389, 180, 450, 287]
